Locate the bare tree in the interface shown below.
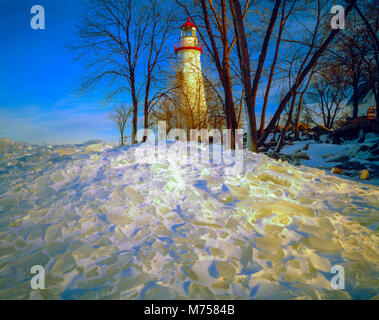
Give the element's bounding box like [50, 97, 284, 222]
[306, 65, 350, 129]
[341, 34, 366, 119]
[258, 0, 357, 146]
[349, 0, 379, 120]
[293, 64, 317, 140]
[259, 0, 287, 137]
[110, 104, 132, 145]
[142, 0, 173, 141]
[229, 0, 282, 152]
[259, 0, 312, 136]
[273, 0, 323, 152]
[71, 0, 169, 145]
[305, 1, 374, 124]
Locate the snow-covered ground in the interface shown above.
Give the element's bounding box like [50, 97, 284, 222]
[0, 138, 378, 300]
[280, 132, 379, 186]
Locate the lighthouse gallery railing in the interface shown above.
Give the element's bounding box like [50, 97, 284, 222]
[174, 42, 204, 54]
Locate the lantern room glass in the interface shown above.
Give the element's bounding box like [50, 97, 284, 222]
[181, 27, 196, 38]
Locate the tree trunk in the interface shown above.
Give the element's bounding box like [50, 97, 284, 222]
[294, 66, 316, 140]
[143, 105, 149, 142]
[229, 0, 265, 152]
[199, 0, 238, 149]
[143, 78, 151, 143]
[131, 78, 138, 144]
[230, 0, 281, 152]
[352, 74, 359, 119]
[259, 0, 285, 136]
[294, 92, 305, 141]
[223, 66, 237, 149]
[276, 93, 296, 152]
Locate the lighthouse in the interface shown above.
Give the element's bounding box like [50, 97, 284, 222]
[174, 18, 207, 128]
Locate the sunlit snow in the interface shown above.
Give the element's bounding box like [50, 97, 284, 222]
[0, 138, 378, 299]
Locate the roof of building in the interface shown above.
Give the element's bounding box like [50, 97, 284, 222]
[181, 18, 196, 29]
[347, 82, 371, 106]
[347, 67, 378, 106]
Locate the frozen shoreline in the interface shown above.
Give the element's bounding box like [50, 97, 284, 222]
[0, 138, 378, 299]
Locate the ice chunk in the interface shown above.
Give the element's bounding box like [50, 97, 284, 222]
[84, 144, 105, 153]
[117, 272, 150, 292]
[216, 261, 236, 281]
[45, 224, 63, 242]
[188, 283, 214, 299]
[305, 236, 341, 252]
[46, 241, 69, 256]
[125, 186, 144, 204]
[51, 252, 77, 274]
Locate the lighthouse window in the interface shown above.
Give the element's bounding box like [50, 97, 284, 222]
[181, 28, 196, 38]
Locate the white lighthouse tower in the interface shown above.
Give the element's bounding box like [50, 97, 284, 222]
[175, 18, 207, 128]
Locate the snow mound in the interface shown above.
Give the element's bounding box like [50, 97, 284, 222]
[0, 139, 378, 300]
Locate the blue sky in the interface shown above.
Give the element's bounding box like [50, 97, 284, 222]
[0, 0, 120, 144]
[0, 0, 282, 145]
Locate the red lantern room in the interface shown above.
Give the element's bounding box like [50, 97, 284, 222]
[175, 18, 204, 54]
[181, 18, 196, 37]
